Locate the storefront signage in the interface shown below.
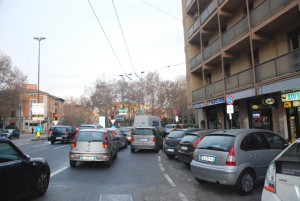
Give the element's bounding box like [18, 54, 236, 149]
[263, 98, 275, 105]
[293, 101, 300, 107]
[192, 103, 205, 109]
[208, 97, 225, 106]
[252, 105, 259, 109]
[284, 102, 292, 108]
[253, 112, 261, 119]
[281, 92, 300, 102]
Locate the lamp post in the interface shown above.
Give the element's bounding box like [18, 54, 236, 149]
[140, 71, 144, 115]
[33, 37, 46, 103]
[119, 75, 124, 109]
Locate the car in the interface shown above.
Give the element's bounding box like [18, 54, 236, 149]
[163, 128, 202, 158]
[190, 129, 289, 195]
[107, 128, 128, 149]
[0, 129, 20, 139]
[49, 125, 76, 145]
[69, 128, 118, 168]
[177, 129, 218, 166]
[131, 126, 163, 153]
[79, 124, 103, 130]
[262, 138, 300, 201]
[0, 137, 50, 201]
[120, 126, 134, 144]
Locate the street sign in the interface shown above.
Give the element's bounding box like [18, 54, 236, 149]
[226, 95, 234, 105]
[119, 109, 126, 113]
[173, 108, 178, 116]
[227, 105, 234, 114]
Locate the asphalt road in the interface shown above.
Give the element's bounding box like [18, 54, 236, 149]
[12, 134, 263, 201]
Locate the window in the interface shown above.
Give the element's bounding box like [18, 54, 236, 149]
[289, 28, 300, 50]
[241, 133, 266, 151]
[0, 142, 22, 163]
[11, 111, 15, 118]
[224, 63, 230, 76]
[221, 25, 227, 33]
[197, 135, 235, 152]
[263, 132, 287, 149]
[134, 128, 154, 135]
[207, 74, 212, 84]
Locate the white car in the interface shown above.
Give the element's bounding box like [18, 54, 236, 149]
[262, 138, 300, 201]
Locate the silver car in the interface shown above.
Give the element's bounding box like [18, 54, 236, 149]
[190, 129, 288, 195]
[69, 129, 118, 168]
[131, 127, 163, 153]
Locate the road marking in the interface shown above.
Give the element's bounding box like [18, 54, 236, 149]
[178, 193, 189, 201]
[50, 166, 68, 177]
[16, 141, 37, 147]
[158, 155, 161, 162]
[159, 163, 165, 172]
[159, 150, 161, 154]
[54, 145, 69, 149]
[164, 174, 176, 187]
[33, 144, 48, 147]
[99, 194, 133, 201]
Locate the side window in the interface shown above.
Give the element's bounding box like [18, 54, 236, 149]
[241, 133, 266, 151]
[0, 142, 22, 163]
[262, 132, 286, 149]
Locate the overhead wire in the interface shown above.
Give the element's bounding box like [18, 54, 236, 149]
[87, 0, 132, 80]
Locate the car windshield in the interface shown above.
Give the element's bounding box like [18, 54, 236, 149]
[278, 142, 300, 161]
[165, 125, 175, 129]
[168, 131, 185, 138]
[76, 131, 105, 141]
[134, 128, 154, 135]
[1, 129, 9, 133]
[197, 134, 235, 152]
[80, 126, 95, 129]
[54, 127, 67, 132]
[181, 134, 199, 143]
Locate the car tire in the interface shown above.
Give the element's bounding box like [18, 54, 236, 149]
[114, 151, 118, 159]
[33, 167, 50, 196]
[235, 170, 255, 195]
[131, 148, 135, 153]
[51, 141, 54, 145]
[105, 156, 112, 168]
[70, 160, 77, 168]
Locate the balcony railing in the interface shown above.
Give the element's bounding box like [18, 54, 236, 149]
[190, 52, 203, 70]
[203, 38, 220, 60]
[192, 87, 205, 101]
[222, 16, 249, 47]
[250, 0, 293, 26]
[205, 79, 224, 98]
[200, 0, 224, 25]
[186, 0, 192, 9]
[188, 17, 200, 39]
[255, 49, 300, 82]
[225, 68, 254, 90]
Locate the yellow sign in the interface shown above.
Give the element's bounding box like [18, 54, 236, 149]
[283, 102, 292, 108]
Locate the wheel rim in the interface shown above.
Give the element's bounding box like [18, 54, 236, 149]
[242, 174, 253, 192]
[37, 171, 49, 192]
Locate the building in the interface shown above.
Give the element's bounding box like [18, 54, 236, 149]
[17, 84, 64, 133]
[182, 0, 300, 141]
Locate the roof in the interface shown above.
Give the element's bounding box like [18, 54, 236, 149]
[208, 129, 277, 136]
[22, 88, 65, 102]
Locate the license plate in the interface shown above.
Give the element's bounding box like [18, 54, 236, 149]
[80, 156, 95, 161]
[56, 137, 62, 139]
[181, 146, 188, 151]
[200, 155, 216, 163]
[167, 149, 174, 152]
[139, 139, 148, 142]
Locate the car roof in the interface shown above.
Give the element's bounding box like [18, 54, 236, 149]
[134, 126, 156, 129]
[208, 129, 277, 136]
[78, 128, 107, 132]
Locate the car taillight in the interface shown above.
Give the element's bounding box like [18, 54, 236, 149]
[102, 141, 108, 148]
[66, 132, 69, 135]
[72, 141, 77, 148]
[50, 131, 53, 136]
[193, 137, 203, 149]
[264, 161, 276, 193]
[153, 137, 157, 142]
[130, 128, 133, 134]
[104, 133, 108, 140]
[225, 147, 236, 166]
[131, 137, 135, 142]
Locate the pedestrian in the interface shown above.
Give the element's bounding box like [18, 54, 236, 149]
[31, 127, 34, 134]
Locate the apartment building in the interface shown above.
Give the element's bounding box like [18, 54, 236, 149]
[182, 0, 300, 141]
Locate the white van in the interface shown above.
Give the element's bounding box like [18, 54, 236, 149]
[133, 115, 165, 134]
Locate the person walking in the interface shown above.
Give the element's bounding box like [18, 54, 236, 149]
[31, 127, 34, 134]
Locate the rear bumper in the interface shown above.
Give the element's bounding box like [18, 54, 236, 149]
[163, 145, 178, 156]
[69, 152, 110, 162]
[261, 189, 282, 201]
[131, 143, 156, 150]
[177, 152, 193, 164]
[190, 160, 239, 185]
[50, 135, 71, 142]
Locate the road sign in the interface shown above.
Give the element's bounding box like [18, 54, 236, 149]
[227, 105, 234, 114]
[173, 108, 178, 116]
[226, 95, 234, 105]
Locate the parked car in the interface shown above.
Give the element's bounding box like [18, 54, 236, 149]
[79, 124, 103, 130]
[262, 138, 300, 201]
[69, 129, 118, 168]
[120, 126, 134, 144]
[131, 126, 163, 153]
[0, 129, 20, 139]
[107, 128, 128, 149]
[49, 125, 76, 144]
[0, 137, 50, 201]
[190, 129, 289, 195]
[163, 128, 201, 158]
[177, 129, 218, 166]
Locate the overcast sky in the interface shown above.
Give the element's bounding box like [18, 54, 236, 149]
[0, 0, 185, 98]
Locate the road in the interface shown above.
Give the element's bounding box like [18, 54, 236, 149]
[13, 134, 263, 201]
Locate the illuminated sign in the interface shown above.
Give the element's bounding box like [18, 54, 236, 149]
[284, 102, 292, 108]
[281, 92, 300, 102]
[208, 97, 225, 106]
[192, 103, 205, 109]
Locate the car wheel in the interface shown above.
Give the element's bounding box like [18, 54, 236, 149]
[114, 151, 118, 159]
[51, 141, 54, 145]
[105, 156, 112, 168]
[235, 170, 255, 195]
[131, 148, 135, 153]
[70, 160, 77, 168]
[184, 162, 190, 167]
[33, 167, 50, 196]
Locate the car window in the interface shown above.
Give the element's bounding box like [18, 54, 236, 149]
[0, 142, 22, 162]
[168, 131, 185, 138]
[134, 128, 154, 135]
[165, 125, 175, 129]
[181, 134, 199, 142]
[240, 133, 266, 151]
[279, 142, 300, 159]
[197, 134, 235, 152]
[76, 131, 105, 141]
[54, 127, 67, 132]
[262, 132, 287, 149]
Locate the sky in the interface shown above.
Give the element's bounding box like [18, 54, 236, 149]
[0, 0, 186, 99]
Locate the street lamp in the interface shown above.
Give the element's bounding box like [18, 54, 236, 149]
[33, 37, 46, 103]
[119, 75, 124, 109]
[140, 71, 145, 115]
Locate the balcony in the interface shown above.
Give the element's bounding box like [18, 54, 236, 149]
[203, 38, 220, 60]
[205, 79, 224, 98]
[250, 0, 293, 27]
[188, 17, 200, 39]
[222, 16, 249, 47]
[192, 87, 205, 101]
[255, 49, 300, 82]
[200, 0, 224, 25]
[190, 52, 203, 70]
[225, 68, 254, 91]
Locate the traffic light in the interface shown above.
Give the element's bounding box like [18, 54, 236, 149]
[53, 113, 58, 120]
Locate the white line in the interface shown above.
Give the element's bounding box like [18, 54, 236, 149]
[158, 155, 161, 162]
[50, 166, 68, 177]
[54, 145, 69, 149]
[16, 141, 36, 147]
[159, 150, 161, 154]
[33, 144, 48, 147]
[164, 174, 176, 187]
[178, 193, 189, 201]
[159, 163, 165, 172]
